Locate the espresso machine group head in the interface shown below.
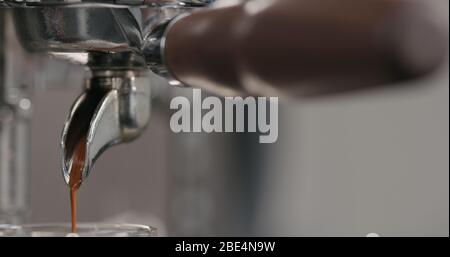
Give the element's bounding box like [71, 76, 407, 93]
[5, 1, 214, 185]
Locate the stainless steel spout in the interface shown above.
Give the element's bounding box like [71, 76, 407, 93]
[61, 52, 151, 184]
[6, 2, 213, 185]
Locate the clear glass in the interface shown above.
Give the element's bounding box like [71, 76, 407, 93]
[0, 223, 157, 237]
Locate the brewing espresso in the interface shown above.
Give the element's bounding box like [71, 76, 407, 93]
[68, 136, 87, 233]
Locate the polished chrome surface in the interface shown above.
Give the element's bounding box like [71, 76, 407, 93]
[13, 8, 143, 54]
[10, 2, 213, 59]
[6, 1, 213, 185]
[61, 53, 151, 184]
[1, 0, 214, 8]
[142, 16, 185, 86]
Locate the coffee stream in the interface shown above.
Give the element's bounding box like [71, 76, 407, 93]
[68, 135, 87, 233]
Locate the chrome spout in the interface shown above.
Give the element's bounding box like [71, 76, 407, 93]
[6, 2, 212, 186]
[61, 53, 151, 185]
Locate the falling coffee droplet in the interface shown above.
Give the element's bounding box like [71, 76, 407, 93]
[68, 135, 87, 233]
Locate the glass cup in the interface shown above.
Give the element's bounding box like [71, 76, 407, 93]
[0, 223, 157, 237]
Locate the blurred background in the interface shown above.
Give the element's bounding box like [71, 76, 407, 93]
[0, 0, 448, 236]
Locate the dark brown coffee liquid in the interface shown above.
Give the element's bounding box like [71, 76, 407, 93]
[68, 136, 87, 233]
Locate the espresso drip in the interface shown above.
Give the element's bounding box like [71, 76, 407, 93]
[68, 136, 87, 233]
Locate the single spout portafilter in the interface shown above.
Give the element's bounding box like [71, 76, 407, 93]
[11, 5, 203, 185]
[61, 52, 151, 185]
